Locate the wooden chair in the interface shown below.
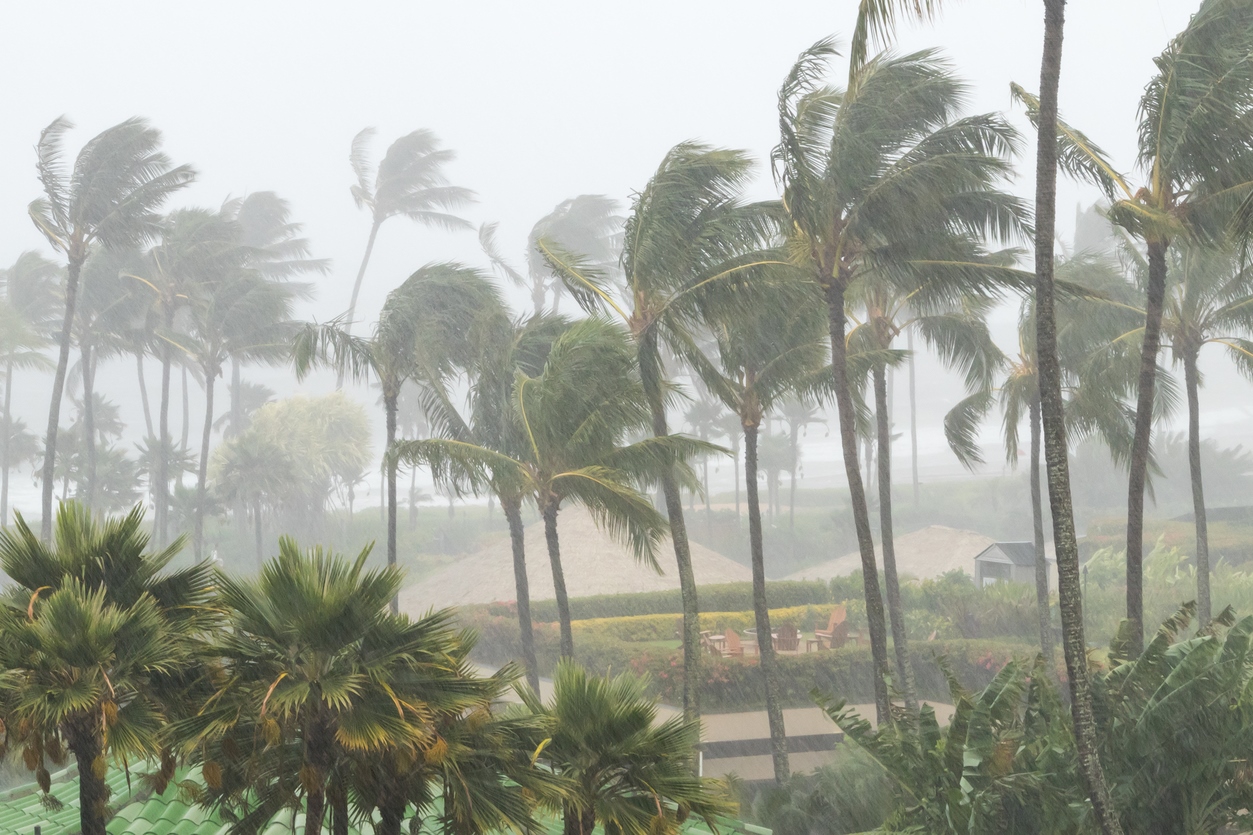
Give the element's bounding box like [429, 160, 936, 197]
[775, 623, 800, 653]
[814, 605, 851, 649]
[720, 630, 744, 658]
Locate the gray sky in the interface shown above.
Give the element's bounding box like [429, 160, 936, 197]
[1, 1, 1220, 507]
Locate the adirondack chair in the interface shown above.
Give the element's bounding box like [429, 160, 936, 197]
[775, 623, 800, 653]
[813, 606, 850, 649]
[720, 629, 744, 658]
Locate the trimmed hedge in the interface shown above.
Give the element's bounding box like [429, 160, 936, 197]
[477, 581, 831, 622]
[573, 605, 841, 643]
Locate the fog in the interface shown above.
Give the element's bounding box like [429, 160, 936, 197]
[0, 0, 1233, 528]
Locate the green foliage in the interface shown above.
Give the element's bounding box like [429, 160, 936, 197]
[482, 581, 832, 622]
[740, 745, 896, 835]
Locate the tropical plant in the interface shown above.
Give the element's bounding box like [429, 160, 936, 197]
[772, 37, 1026, 721]
[541, 142, 781, 721]
[1014, 0, 1253, 654]
[0, 252, 59, 523]
[343, 128, 474, 349]
[395, 318, 705, 658]
[27, 117, 194, 540]
[517, 661, 731, 835]
[691, 282, 830, 784]
[0, 501, 214, 835]
[294, 263, 503, 609]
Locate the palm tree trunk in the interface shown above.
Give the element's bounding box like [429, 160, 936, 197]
[157, 340, 172, 546]
[873, 366, 918, 716]
[1125, 239, 1169, 656]
[385, 390, 399, 614]
[542, 501, 574, 658]
[824, 278, 891, 723]
[66, 718, 108, 835]
[744, 422, 789, 784]
[563, 803, 597, 835]
[376, 785, 406, 835]
[907, 327, 919, 506]
[195, 365, 216, 560]
[303, 720, 331, 835]
[409, 466, 418, 530]
[339, 219, 381, 388]
[503, 494, 540, 691]
[733, 432, 742, 522]
[1184, 351, 1211, 626]
[329, 779, 348, 835]
[1028, 395, 1054, 665]
[135, 352, 155, 438]
[1033, 3, 1122, 832]
[41, 257, 83, 542]
[180, 363, 191, 481]
[643, 377, 702, 723]
[81, 341, 97, 509]
[2, 359, 12, 524]
[254, 496, 264, 566]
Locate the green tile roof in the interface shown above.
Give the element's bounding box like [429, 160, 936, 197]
[0, 765, 770, 835]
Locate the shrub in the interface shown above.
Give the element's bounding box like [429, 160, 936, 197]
[571, 604, 842, 643]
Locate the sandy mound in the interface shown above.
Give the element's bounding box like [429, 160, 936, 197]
[400, 505, 751, 613]
[786, 525, 997, 582]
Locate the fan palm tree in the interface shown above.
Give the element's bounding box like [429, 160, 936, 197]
[518, 661, 731, 835]
[395, 318, 706, 658]
[1014, 0, 1253, 654]
[772, 38, 1027, 721]
[27, 117, 194, 541]
[294, 263, 503, 608]
[691, 282, 829, 785]
[186, 538, 491, 835]
[0, 252, 59, 523]
[540, 143, 781, 721]
[342, 128, 474, 352]
[0, 501, 214, 835]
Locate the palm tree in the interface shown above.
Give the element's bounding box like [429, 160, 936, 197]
[294, 263, 503, 609]
[0, 252, 59, 523]
[0, 501, 214, 835]
[773, 38, 1026, 721]
[1015, 0, 1253, 653]
[395, 318, 705, 658]
[518, 661, 731, 835]
[189, 538, 487, 835]
[1026, 1, 1123, 831]
[541, 143, 781, 722]
[692, 283, 829, 785]
[342, 128, 474, 352]
[28, 117, 194, 541]
[778, 396, 824, 542]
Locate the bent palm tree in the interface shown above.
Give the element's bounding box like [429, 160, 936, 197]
[541, 142, 780, 721]
[342, 128, 474, 361]
[28, 117, 194, 540]
[773, 38, 1027, 721]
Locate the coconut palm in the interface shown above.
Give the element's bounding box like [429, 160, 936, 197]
[0, 252, 59, 523]
[772, 38, 1027, 721]
[294, 263, 503, 608]
[540, 143, 781, 721]
[691, 281, 829, 784]
[518, 661, 731, 835]
[342, 128, 474, 352]
[27, 117, 194, 540]
[395, 318, 707, 658]
[1014, 0, 1253, 655]
[0, 501, 214, 835]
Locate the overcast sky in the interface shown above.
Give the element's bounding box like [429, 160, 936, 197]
[3, 1, 1230, 506]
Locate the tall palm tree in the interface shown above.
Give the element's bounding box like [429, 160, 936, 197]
[692, 282, 829, 785]
[1026, 1, 1123, 831]
[773, 38, 1027, 721]
[294, 263, 503, 609]
[518, 661, 731, 835]
[541, 143, 781, 722]
[342, 128, 474, 353]
[396, 318, 706, 658]
[0, 501, 214, 835]
[1016, 0, 1253, 653]
[0, 252, 59, 523]
[28, 117, 194, 541]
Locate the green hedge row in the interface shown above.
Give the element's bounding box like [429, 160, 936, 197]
[572, 605, 840, 643]
[459, 608, 1033, 711]
[475, 581, 831, 623]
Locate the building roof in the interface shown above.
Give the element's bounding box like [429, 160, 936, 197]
[975, 542, 1049, 567]
[0, 763, 770, 835]
[786, 525, 997, 582]
[400, 505, 750, 613]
